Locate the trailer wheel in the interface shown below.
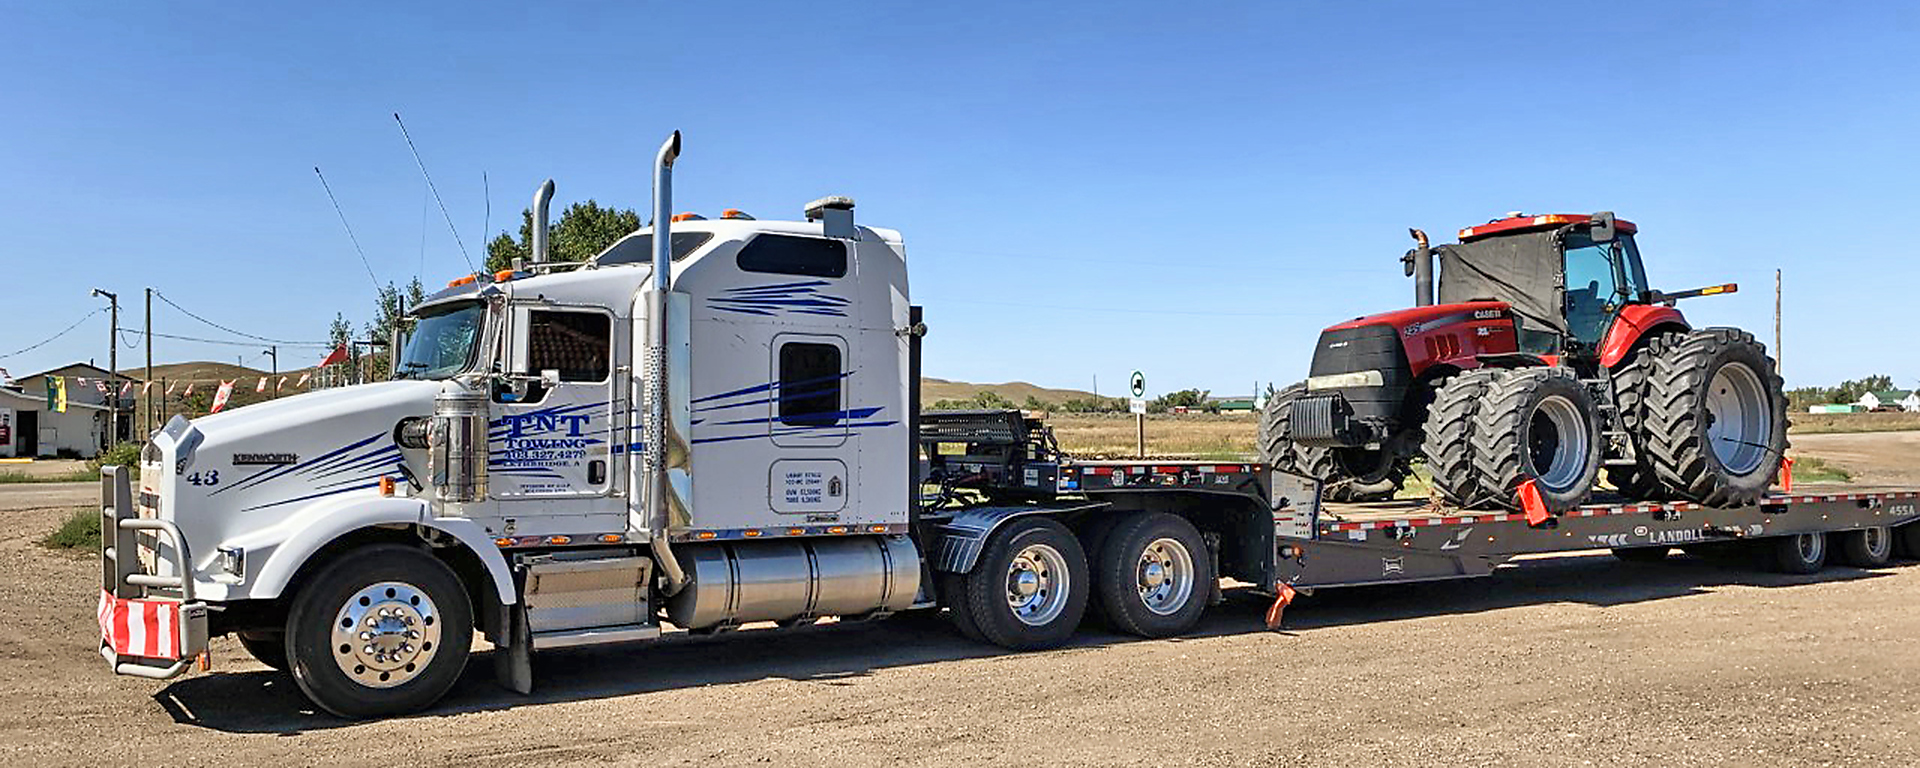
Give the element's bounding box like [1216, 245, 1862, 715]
[286, 544, 473, 718]
[1421, 369, 1500, 506]
[1900, 523, 1920, 560]
[1471, 368, 1603, 511]
[1767, 533, 1828, 575]
[1093, 513, 1213, 638]
[238, 630, 289, 671]
[1611, 546, 1671, 563]
[1837, 526, 1894, 568]
[960, 518, 1088, 650]
[1644, 329, 1788, 507]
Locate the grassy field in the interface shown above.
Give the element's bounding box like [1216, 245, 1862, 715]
[0, 468, 98, 484]
[1789, 411, 1920, 434]
[1046, 413, 1257, 459]
[39, 508, 97, 551]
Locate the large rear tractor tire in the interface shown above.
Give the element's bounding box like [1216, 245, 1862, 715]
[1605, 331, 1681, 499]
[1259, 384, 1403, 502]
[1471, 368, 1604, 512]
[1420, 369, 1500, 506]
[1644, 329, 1788, 507]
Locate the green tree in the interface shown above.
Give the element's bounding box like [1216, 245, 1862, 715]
[1149, 388, 1209, 413]
[485, 200, 642, 272]
[1022, 395, 1055, 412]
[363, 278, 426, 380]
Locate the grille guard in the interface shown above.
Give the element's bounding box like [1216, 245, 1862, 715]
[99, 466, 208, 679]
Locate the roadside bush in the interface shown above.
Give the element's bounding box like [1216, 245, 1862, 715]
[41, 508, 100, 551]
[89, 442, 142, 475]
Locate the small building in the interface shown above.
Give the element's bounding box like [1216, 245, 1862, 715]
[0, 386, 109, 458]
[1856, 390, 1920, 413]
[1807, 404, 1864, 414]
[13, 362, 140, 446]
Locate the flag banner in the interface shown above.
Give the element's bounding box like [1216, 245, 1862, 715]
[76, 377, 88, 386]
[278, 375, 288, 387]
[48, 376, 68, 413]
[184, 382, 195, 397]
[210, 380, 235, 413]
[140, 381, 153, 395]
[297, 371, 312, 386]
[165, 382, 176, 396]
[318, 344, 349, 368]
[255, 377, 267, 393]
[96, 381, 108, 394]
[120, 381, 132, 395]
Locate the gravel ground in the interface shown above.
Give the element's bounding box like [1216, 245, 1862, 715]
[5, 496, 1919, 768]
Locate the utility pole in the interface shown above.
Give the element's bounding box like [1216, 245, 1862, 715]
[263, 346, 279, 398]
[91, 288, 119, 446]
[144, 288, 152, 439]
[1774, 269, 1783, 380]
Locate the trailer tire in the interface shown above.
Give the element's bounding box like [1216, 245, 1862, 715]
[1094, 513, 1213, 638]
[1470, 368, 1603, 512]
[1767, 533, 1828, 575]
[1644, 329, 1788, 507]
[961, 517, 1088, 650]
[1421, 369, 1500, 506]
[238, 630, 289, 671]
[1900, 523, 1920, 560]
[1837, 526, 1894, 568]
[1611, 546, 1671, 563]
[286, 544, 473, 718]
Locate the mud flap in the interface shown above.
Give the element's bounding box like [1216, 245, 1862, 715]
[494, 602, 533, 695]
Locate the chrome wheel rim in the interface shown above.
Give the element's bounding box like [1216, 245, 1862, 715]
[1529, 394, 1590, 492]
[1796, 533, 1824, 563]
[330, 581, 441, 688]
[1136, 537, 1195, 616]
[1706, 362, 1771, 476]
[1005, 544, 1070, 627]
[1864, 527, 1890, 559]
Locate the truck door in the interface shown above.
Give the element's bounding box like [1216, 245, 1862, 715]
[491, 306, 620, 500]
[767, 332, 854, 517]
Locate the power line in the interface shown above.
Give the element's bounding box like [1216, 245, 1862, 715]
[130, 329, 332, 349]
[151, 290, 328, 345]
[394, 111, 477, 274]
[314, 165, 383, 291]
[0, 307, 104, 361]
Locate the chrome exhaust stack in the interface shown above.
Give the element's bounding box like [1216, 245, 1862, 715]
[646, 131, 689, 596]
[531, 179, 555, 264]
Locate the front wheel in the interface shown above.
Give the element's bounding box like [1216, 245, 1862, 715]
[286, 544, 474, 718]
[959, 518, 1089, 650]
[1093, 513, 1214, 638]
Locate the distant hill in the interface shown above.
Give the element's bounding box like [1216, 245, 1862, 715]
[921, 377, 1103, 406]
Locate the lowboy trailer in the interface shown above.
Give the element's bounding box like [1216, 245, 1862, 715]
[96, 133, 1920, 717]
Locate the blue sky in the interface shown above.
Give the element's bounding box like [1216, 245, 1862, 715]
[3, 1, 1916, 397]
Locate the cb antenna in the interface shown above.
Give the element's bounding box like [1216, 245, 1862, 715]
[394, 112, 477, 275]
[313, 166, 383, 292]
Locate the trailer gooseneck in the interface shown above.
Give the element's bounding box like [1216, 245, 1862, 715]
[94, 133, 1920, 718]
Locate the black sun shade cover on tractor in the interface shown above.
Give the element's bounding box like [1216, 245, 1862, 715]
[1435, 230, 1567, 337]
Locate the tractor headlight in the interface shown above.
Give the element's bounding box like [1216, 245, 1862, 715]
[1305, 370, 1386, 391]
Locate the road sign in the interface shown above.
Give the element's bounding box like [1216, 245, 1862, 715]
[1129, 371, 1145, 398]
[1129, 398, 1147, 415]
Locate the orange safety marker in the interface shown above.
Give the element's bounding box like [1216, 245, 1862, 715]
[1265, 581, 1297, 630]
[1778, 456, 1795, 493]
[1518, 479, 1550, 526]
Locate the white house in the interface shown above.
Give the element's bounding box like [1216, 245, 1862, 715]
[1856, 389, 1920, 413]
[0, 386, 109, 458]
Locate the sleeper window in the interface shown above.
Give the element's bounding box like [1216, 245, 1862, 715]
[527, 311, 611, 382]
[738, 234, 848, 278]
[778, 342, 842, 426]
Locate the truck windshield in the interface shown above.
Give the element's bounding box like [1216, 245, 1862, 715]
[395, 302, 485, 380]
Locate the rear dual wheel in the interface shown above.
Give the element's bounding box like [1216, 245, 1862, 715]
[950, 518, 1090, 650]
[1470, 368, 1603, 512]
[1092, 513, 1213, 638]
[1644, 329, 1788, 507]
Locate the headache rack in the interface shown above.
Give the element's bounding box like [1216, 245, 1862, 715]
[918, 409, 1064, 500]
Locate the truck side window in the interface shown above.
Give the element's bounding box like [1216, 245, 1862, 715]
[527, 311, 611, 382]
[778, 342, 841, 426]
[738, 234, 848, 278]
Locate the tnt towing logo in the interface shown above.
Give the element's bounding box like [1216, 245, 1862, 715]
[493, 410, 603, 471]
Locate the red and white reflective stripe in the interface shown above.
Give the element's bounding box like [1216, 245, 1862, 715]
[98, 590, 181, 660]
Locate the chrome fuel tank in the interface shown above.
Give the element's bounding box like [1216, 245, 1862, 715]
[666, 535, 920, 629]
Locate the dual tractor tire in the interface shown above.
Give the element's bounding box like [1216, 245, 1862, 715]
[1420, 369, 1502, 506]
[1258, 384, 1404, 502]
[1466, 367, 1604, 512]
[1643, 329, 1789, 507]
[1605, 332, 1679, 500]
[943, 513, 1212, 649]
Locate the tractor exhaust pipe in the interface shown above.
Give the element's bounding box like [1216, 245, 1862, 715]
[1406, 228, 1434, 306]
[530, 179, 554, 264]
[647, 131, 689, 596]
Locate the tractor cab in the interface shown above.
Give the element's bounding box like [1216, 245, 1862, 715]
[1444, 213, 1649, 358]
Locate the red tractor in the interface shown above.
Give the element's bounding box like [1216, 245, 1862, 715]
[1261, 212, 1787, 511]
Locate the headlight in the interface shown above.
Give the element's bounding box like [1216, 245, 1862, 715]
[1305, 370, 1386, 390]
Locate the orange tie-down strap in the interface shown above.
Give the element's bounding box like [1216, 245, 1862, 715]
[1265, 581, 1298, 630]
[1779, 456, 1795, 493]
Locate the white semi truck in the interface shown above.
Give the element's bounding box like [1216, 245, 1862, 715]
[97, 132, 1920, 717]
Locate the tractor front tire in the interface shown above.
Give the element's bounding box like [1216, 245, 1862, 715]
[1259, 384, 1403, 502]
[1644, 329, 1788, 507]
[1471, 368, 1603, 512]
[1421, 369, 1500, 506]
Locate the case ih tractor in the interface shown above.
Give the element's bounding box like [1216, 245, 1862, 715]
[1260, 212, 1787, 511]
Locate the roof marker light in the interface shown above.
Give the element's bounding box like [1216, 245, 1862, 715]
[670, 212, 705, 222]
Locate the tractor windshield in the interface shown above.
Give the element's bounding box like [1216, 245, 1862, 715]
[395, 301, 486, 380]
[1561, 232, 1630, 346]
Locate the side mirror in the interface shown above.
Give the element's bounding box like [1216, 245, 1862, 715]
[1589, 211, 1616, 243]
